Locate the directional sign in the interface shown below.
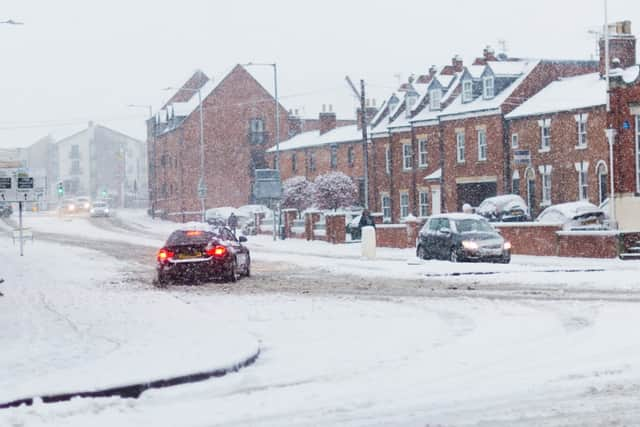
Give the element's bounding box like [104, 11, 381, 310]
[16, 176, 36, 202]
[513, 149, 531, 166]
[0, 176, 12, 201]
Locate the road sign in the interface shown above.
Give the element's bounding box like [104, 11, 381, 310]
[254, 168, 281, 200]
[16, 176, 35, 202]
[0, 176, 11, 201]
[513, 149, 531, 166]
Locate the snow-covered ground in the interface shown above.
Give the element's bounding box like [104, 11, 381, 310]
[2, 210, 640, 426]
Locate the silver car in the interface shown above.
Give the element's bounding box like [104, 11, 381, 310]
[90, 201, 110, 217]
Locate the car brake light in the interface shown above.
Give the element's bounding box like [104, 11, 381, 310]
[157, 248, 174, 263]
[207, 245, 227, 258]
[186, 230, 203, 236]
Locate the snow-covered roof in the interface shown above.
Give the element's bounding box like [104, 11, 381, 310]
[610, 64, 640, 84]
[440, 60, 539, 118]
[506, 73, 605, 119]
[467, 65, 485, 79]
[410, 73, 462, 124]
[487, 61, 530, 77]
[268, 124, 364, 152]
[423, 168, 442, 181]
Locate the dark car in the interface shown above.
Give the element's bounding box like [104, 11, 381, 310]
[0, 202, 12, 218]
[156, 227, 250, 285]
[416, 213, 511, 263]
[476, 194, 530, 222]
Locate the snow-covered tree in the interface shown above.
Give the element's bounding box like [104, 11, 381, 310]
[313, 172, 358, 210]
[281, 176, 315, 211]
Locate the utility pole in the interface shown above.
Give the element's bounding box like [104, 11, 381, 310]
[360, 79, 369, 209]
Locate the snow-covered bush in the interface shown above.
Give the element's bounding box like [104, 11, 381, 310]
[281, 176, 315, 212]
[313, 172, 358, 210]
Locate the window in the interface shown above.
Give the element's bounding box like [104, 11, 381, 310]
[512, 170, 520, 195]
[477, 129, 487, 161]
[273, 156, 278, 170]
[70, 144, 80, 159]
[419, 191, 429, 217]
[456, 132, 465, 163]
[577, 114, 588, 148]
[307, 151, 315, 172]
[462, 80, 473, 103]
[539, 165, 552, 206]
[406, 93, 418, 116]
[381, 194, 391, 221]
[636, 115, 640, 193]
[400, 191, 409, 219]
[511, 133, 519, 149]
[249, 118, 265, 144]
[483, 76, 494, 99]
[402, 143, 412, 171]
[291, 153, 297, 173]
[576, 161, 589, 200]
[330, 144, 338, 169]
[347, 146, 354, 167]
[385, 145, 391, 174]
[430, 88, 442, 111]
[539, 119, 551, 151]
[70, 159, 81, 175]
[418, 139, 428, 167]
[597, 161, 608, 205]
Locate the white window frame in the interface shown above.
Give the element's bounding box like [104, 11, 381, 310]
[511, 133, 519, 149]
[462, 80, 473, 103]
[402, 143, 412, 171]
[575, 161, 589, 201]
[385, 145, 391, 175]
[330, 144, 338, 169]
[381, 194, 392, 222]
[483, 76, 494, 99]
[636, 115, 640, 193]
[418, 139, 428, 167]
[539, 119, 551, 151]
[577, 116, 588, 148]
[539, 165, 552, 206]
[456, 132, 465, 163]
[399, 191, 410, 219]
[419, 191, 429, 217]
[430, 89, 442, 111]
[596, 161, 608, 205]
[477, 129, 487, 161]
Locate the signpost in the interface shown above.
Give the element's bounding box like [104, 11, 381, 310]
[0, 169, 36, 256]
[254, 169, 282, 241]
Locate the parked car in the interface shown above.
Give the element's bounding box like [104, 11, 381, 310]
[89, 200, 110, 217]
[75, 196, 91, 212]
[477, 194, 529, 222]
[416, 213, 511, 263]
[0, 202, 12, 218]
[536, 201, 610, 230]
[156, 226, 250, 285]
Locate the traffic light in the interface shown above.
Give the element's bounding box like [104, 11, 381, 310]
[101, 189, 107, 198]
[57, 182, 64, 196]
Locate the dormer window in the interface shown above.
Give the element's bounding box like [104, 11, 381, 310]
[405, 93, 418, 117]
[483, 76, 494, 99]
[430, 89, 442, 110]
[462, 80, 473, 103]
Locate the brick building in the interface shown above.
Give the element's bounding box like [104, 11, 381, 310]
[150, 65, 289, 221]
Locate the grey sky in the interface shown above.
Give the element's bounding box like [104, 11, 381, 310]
[1, 0, 638, 148]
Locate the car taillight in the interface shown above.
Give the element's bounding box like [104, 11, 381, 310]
[206, 245, 227, 258]
[157, 248, 174, 263]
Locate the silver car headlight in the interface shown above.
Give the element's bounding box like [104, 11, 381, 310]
[462, 240, 479, 251]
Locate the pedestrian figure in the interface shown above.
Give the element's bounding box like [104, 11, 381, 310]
[358, 209, 376, 228]
[227, 212, 238, 236]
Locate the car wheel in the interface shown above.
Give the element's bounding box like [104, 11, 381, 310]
[227, 259, 237, 283]
[157, 271, 169, 287]
[416, 245, 428, 260]
[449, 247, 460, 263]
[243, 255, 251, 277]
[499, 256, 511, 264]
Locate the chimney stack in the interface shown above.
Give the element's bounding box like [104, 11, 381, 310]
[452, 55, 463, 72]
[600, 20, 636, 77]
[319, 104, 337, 135]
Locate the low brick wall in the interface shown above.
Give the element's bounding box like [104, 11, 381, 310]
[557, 232, 618, 258]
[376, 224, 409, 248]
[495, 223, 562, 256]
[326, 214, 346, 244]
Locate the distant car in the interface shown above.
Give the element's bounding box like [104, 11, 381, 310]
[60, 198, 77, 214]
[89, 201, 110, 217]
[75, 196, 91, 212]
[536, 201, 610, 230]
[156, 226, 250, 285]
[477, 194, 530, 222]
[416, 213, 511, 263]
[0, 202, 12, 218]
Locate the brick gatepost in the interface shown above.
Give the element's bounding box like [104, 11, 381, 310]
[405, 215, 419, 248]
[282, 209, 298, 238]
[326, 213, 346, 244]
[305, 211, 321, 240]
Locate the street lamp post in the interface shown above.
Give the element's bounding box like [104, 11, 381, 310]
[128, 104, 154, 216]
[244, 62, 280, 241]
[163, 86, 206, 222]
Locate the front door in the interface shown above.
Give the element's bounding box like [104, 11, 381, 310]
[431, 187, 441, 215]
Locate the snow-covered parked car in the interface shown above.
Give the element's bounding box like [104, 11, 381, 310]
[536, 201, 610, 230]
[476, 194, 529, 222]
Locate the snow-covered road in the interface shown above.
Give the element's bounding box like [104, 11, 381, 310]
[1, 210, 640, 426]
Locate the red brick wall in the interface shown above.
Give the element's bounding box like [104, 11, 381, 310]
[557, 233, 618, 258]
[153, 65, 289, 221]
[609, 77, 640, 194]
[326, 214, 346, 244]
[508, 107, 609, 217]
[376, 225, 411, 248]
[495, 224, 562, 256]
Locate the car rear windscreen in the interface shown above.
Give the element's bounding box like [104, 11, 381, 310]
[167, 230, 217, 245]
